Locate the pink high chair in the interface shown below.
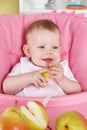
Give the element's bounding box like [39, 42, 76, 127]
[0, 12, 87, 129]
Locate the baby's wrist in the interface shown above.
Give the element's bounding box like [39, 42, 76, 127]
[56, 75, 65, 85]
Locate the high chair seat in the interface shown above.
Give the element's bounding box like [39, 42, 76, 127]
[0, 12, 87, 129]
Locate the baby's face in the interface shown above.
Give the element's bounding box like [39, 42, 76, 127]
[27, 29, 61, 68]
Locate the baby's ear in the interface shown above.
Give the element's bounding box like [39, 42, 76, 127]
[23, 44, 30, 57]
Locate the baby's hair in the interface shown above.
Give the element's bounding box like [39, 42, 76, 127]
[26, 19, 60, 40]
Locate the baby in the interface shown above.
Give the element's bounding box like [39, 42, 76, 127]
[3, 19, 81, 97]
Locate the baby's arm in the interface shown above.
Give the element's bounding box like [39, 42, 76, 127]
[49, 64, 81, 94]
[56, 76, 81, 94]
[3, 69, 49, 95]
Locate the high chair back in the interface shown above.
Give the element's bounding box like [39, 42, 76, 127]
[0, 12, 87, 92]
[0, 12, 87, 129]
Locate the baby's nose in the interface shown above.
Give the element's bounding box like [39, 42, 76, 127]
[46, 49, 52, 54]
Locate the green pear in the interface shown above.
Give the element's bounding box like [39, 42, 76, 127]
[55, 111, 87, 130]
[20, 100, 50, 130]
[1, 100, 28, 130]
[2, 101, 24, 121]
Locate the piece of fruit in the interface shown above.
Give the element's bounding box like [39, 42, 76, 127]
[42, 72, 50, 78]
[55, 111, 87, 130]
[0, 101, 28, 130]
[0, 116, 28, 130]
[42, 72, 50, 87]
[20, 100, 50, 130]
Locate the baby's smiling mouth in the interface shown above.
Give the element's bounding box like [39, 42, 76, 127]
[43, 58, 53, 64]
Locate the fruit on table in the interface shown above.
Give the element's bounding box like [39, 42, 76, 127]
[55, 111, 87, 130]
[0, 101, 28, 130]
[42, 72, 50, 78]
[20, 100, 49, 130]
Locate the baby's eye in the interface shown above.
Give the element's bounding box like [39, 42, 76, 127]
[38, 46, 45, 49]
[52, 46, 58, 49]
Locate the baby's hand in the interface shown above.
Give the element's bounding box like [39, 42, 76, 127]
[49, 64, 64, 83]
[28, 69, 49, 88]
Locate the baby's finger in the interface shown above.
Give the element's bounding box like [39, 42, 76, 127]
[50, 66, 63, 73]
[39, 75, 48, 82]
[49, 70, 60, 75]
[39, 68, 50, 75]
[34, 81, 40, 88]
[37, 78, 47, 88]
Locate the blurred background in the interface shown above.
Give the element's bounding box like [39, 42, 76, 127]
[0, 0, 19, 14]
[0, 0, 87, 14]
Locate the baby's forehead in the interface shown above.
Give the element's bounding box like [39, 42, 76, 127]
[26, 29, 60, 47]
[26, 27, 60, 39]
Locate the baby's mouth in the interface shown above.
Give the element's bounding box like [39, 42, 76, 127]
[43, 58, 53, 66]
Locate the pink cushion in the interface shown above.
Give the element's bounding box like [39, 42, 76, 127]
[0, 12, 87, 92]
[0, 15, 24, 92]
[69, 15, 87, 91]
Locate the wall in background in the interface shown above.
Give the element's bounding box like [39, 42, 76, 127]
[0, 0, 19, 14]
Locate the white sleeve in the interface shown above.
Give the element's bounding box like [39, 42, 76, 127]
[8, 63, 21, 76]
[61, 60, 77, 81]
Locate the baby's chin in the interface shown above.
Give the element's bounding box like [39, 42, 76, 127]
[37, 64, 51, 68]
[41, 64, 54, 68]
[32, 60, 55, 68]
[32, 62, 47, 68]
